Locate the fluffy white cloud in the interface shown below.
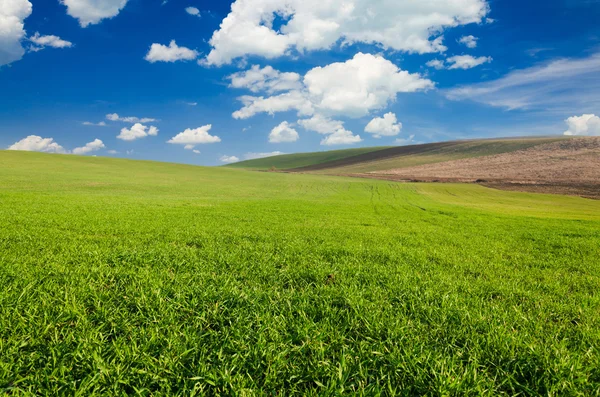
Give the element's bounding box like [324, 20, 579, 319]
[269, 121, 299, 143]
[204, 0, 489, 65]
[184, 144, 195, 150]
[232, 91, 314, 119]
[117, 123, 159, 141]
[458, 35, 478, 49]
[446, 55, 492, 70]
[298, 114, 344, 134]
[185, 6, 200, 16]
[193, 149, 201, 154]
[364, 112, 402, 138]
[29, 32, 72, 49]
[563, 114, 600, 136]
[233, 53, 433, 120]
[243, 151, 284, 160]
[61, 0, 128, 27]
[229, 65, 302, 94]
[83, 121, 106, 126]
[220, 155, 240, 163]
[7, 135, 66, 153]
[304, 53, 434, 118]
[0, 0, 32, 66]
[72, 139, 105, 155]
[145, 40, 198, 63]
[106, 113, 157, 123]
[446, 53, 600, 112]
[426, 59, 445, 70]
[320, 128, 362, 146]
[167, 125, 221, 146]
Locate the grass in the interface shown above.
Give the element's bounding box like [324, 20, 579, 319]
[1, 150, 600, 395]
[310, 138, 565, 174]
[224, 146, 392, 170]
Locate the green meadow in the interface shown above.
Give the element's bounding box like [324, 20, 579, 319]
[1, 151, 599, 395]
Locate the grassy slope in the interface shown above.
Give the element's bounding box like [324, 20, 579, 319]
[1, 151, 600, 395]
[225, 146, 392, 170]
[311, 137, 566, 174]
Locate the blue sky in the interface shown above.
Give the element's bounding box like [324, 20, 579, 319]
[1, 0, 599, 165]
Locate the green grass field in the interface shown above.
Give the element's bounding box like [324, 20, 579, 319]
[1, 151, 600, 395]
[225, 146, 392, 170]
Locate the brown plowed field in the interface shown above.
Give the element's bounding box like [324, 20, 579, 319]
[358, 137, 600, 199]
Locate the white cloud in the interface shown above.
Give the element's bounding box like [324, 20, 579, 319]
[106, 113, 157, 123]
[117, 123, 159, 141]
[185, 6, 200, 16]
[82, 121, 107, 126]
[61, 0, 128, 27]
[426, 59, 445, 70]
[233, 53, 433, 120]
[458, 35, 477, 49]
[29, 32, 72, 49]
[73, 139, 105, 155]
[298, 114, 345, 134]
[229, 65, 302, 94]
[365, 112, 402, 138]
[167, 125, 221, 146]
[320, 128, 362, 146]
[7, 135, 66, 153]
[243, 151, 284, 160]
[269, 121, 299, 143]
[193, 149, 201, 154]
[446, 55, 492, 70]
[184, 144, 195, 150]
[232, 91, 314, 119]
[563, 114, 600, 136]
[204, 0, 489, 66]
[145, 40, 198, 63]
[0, 0, 32, 66]
[107, 149, 118, 154]
[446, 53, 600, 112]
[394, 134, 416, 146]
[220, 155, 240, 163]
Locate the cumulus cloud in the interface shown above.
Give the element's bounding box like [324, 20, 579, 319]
[426, 59, 445, 70]
[229, 65, 302, 94]
[29, 32, 73, 50]
[320, 128, 362, 146]
[145, 40, 198, 63]
[232, 53, 433, 120]
[269, 121, 299, 143]
[446, 53, 600, 112]
[193, 149, 201, 154]
[204, 0, 489, 65]
[365, 112, 402, 138]
[185, 7, 200, 16]
[106, 113, 157, 123]
[563, 114, 600, 136]
[117, 123, 159, 141]
[61, 0, 128, 27]
[7, 135, 66, 153]
[220, 155, 240, 163]
[0, 0, 32, 66]
[167, 125, 221, 146]
[72, 139, 105, 155]
[243, 151, 284, 160]
[232, 91, 314, 120]
[298, 114, 345, 134]
[446, 55, 492, 70]
[458, 35, 478, 49]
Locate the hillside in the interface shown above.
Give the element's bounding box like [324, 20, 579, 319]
[292, 137, 566, 173]
[2, 151, 600, 394]
[224, 146, 392, 170]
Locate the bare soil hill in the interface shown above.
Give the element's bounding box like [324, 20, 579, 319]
[360, 137, 600, 199]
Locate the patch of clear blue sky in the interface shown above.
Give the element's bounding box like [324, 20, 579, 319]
[0, 0, 599, 165]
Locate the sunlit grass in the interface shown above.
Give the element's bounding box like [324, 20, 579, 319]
[1, 151, 599, 395]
